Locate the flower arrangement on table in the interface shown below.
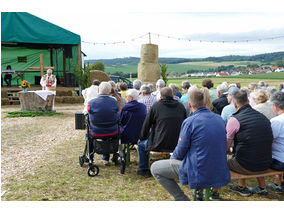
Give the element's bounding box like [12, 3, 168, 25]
[21, 80, 31, 92]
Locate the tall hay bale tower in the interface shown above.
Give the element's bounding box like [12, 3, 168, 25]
[137, 44, 160, 85]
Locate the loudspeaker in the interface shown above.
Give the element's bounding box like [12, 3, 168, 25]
[64, 72, 75, 87]
[65, 46, 73, 58]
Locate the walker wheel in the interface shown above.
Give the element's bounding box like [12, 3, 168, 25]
[87, 164, 99, 177]
[79, 155, 85, 167]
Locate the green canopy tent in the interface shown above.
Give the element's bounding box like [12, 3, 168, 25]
[1, 12, 82, 86]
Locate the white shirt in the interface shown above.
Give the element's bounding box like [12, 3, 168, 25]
[40, 74, 57, 90]
[270, 113, 284, 163]
[82, 85, 99, 113]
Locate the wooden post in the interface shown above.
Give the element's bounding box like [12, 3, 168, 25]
[78, 44, 81, 71]
[40, 54, 44, 77]
[63, 49, 66, 83]
[77, 44, 82, 89]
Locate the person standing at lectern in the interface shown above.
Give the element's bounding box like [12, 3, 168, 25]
[40, 69, 57, 90]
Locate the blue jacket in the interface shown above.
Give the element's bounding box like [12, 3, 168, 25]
[120, 100, 147, 144]
[172, 107, 230, 189]
[88, 95, 119, 137]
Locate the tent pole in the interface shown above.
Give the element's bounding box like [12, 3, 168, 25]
[78, 44, 82, 96]
[40, 54, 44, 77]
[63, 48, 66, 86]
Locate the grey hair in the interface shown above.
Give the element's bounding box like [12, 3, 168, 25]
[108, 80, 116, 89]
[270, 91, 284, 110]
[133, 79, 142, 90]
[258, 81, 266, 87]
[182, 80, 191, 89]
[147, 83, 154, 92]
[188, 87, 205, 109]
[266, 86, 277, 98]
[240, 87, 250, 97]
[126, 89, 139, 101]
[232, 90, 249, 107]
[169, 83, 179, 95]
[99, 82, 112, 95]
[249, 83, 258, 90]
[217, 84, 228, 94]
[140, 84, 151, 95]
[47, 69, 53, 73]
[156, 79, 165, 89]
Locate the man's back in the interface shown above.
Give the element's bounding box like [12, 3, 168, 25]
[140, 97, 186, 152]
[232, 104, 273, 172]
[172, 107, 230, 189]
[213, 94, 229, 115]
[88, 95, 119, 137]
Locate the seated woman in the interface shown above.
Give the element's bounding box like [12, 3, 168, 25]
[120, 89, 147, 145]
[87, 82, 119, 165]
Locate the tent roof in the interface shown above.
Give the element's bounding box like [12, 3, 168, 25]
[1, 12, 81, 45]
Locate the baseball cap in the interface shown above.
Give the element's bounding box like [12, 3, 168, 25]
[225, 86, 239, 95]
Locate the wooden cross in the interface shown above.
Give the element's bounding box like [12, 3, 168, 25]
[29, 54, 54, 77]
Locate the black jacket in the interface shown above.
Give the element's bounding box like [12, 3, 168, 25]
[212, 94, 229, 115]
[140, 97, 187, 152]
[233, 104, 273, 172]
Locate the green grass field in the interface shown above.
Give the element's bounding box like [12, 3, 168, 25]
[105, 61, 262, 74]
[166, 72, 284, 89]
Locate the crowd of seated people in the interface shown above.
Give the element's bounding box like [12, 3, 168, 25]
[83, 78, 284, 200]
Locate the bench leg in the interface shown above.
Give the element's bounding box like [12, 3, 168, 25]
[204, 188, 211, 201]
[193, 188, 211, 201]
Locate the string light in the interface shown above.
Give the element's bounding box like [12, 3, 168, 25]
[81, 32, 284, 46]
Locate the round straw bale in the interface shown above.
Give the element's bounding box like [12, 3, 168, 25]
[140, 44, 158, 63]
[90, 70, 110, 85]
[138, 62, 161, 85]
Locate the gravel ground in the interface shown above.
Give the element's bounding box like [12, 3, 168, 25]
[1, 104, 85, 186]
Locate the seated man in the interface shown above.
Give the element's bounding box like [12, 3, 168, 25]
[226, 90, 273, 196]
[88, 82, 119, 164]
[138, 87, 187, 178]
[263, 91, 284, 193]
[221, 86, 239, 125]
[151, 87, 230, 201]
[40, 69, 57, 90]
[82, 79, 100, 114]
[212, 83, 229, 115]
[120, 89, 147, 145]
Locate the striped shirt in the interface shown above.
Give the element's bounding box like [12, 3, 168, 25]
[138, 94, 157, 112]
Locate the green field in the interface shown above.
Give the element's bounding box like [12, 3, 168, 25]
[167, 72, 284, 89]
[105, 61, 262, 74]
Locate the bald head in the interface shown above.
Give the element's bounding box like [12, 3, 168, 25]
[160, 87, 173, 99]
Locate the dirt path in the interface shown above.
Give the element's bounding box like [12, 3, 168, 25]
[1, 104, 85, 186]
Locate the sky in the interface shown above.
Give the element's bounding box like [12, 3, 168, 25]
[2, 0, 284, 60]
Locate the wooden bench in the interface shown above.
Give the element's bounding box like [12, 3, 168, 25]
[230, 168, 284, 180]
[193, 169, 284, 201]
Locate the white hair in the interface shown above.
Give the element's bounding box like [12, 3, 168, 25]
[133, 79, 142, 90]
[47, 69, 53, 73]
[99, 82, 112, 95]
[156, 79, 165, 89]
[126, 89, 139, 100]
[217, 84, 228, 94]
